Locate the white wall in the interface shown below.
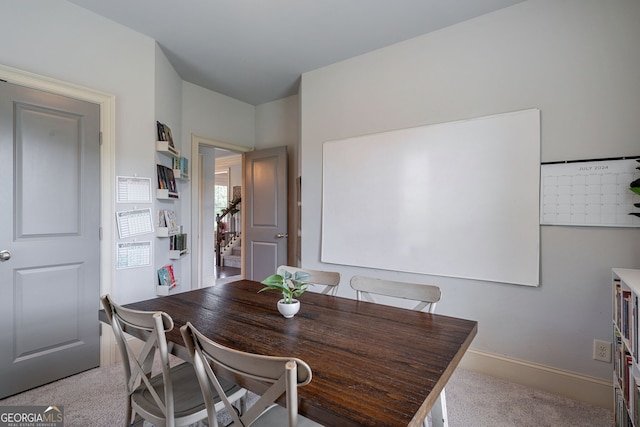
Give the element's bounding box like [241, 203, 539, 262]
[300, 0, 640, 382]
[182, 81, 255, 147]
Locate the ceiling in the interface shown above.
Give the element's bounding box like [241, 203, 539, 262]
[68, 0, 526, 106]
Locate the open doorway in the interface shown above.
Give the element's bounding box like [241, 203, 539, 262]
[191, 135, 251, 289]
[212, 149, 242, 283]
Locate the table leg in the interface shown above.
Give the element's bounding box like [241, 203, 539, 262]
[429, 390, 448, 427]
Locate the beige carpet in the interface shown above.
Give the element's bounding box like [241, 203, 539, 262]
[0, 362, 613, 426]
[444, 369, 612, 427]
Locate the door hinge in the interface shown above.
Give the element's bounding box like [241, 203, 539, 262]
[99, 227, 103, 240]
[99, 131, 103, 146]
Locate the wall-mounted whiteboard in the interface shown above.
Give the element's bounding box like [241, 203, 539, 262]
[321, 109, 541, 286]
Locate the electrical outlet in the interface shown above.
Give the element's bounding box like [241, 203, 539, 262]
[593, 339, 612, 363]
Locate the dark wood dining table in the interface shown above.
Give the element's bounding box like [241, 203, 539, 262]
[105, 279, 477, 427]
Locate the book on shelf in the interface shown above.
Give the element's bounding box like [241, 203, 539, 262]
[166, 168, 177, 193]
[156, 164, 166, 189]
[173, 156, 189, 178]
[157, 264, 176, 288]
[615, 279, 621, 330]
[623, 290, 632, 340]
[616, 385, 629, 426]
[156, 121, 165, 142]
[624, 352, 633, 405]
[163, 210, 180, 235]
[170, 233, 188, 252]
[181, 157, 188, 176]
[156, 121, 174, 148]
[157, 164, 177, 194]
[636, 378, 640, 427]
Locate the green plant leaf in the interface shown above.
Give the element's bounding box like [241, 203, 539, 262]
[293, 271, 311, 282]
[261, 274, 284, 285]
[292, 285, 309, 298]
[258, 283, 288, 293]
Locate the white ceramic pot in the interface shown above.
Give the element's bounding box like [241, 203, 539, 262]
[277, 299, 300, 318]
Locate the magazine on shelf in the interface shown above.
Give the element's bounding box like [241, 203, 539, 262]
[163, 210, 180, 235]
[157, 264, 176, 288]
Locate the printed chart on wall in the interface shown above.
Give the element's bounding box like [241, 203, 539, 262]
[116, 208, 154, 238]
[540, 158, 640, 227]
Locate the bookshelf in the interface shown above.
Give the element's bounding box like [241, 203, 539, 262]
[155, 121, 189, 296]
[613, 268, 640, 426]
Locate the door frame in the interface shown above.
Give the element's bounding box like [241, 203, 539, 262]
[0, 64, 116, 365]
[190, 134, 252, 289]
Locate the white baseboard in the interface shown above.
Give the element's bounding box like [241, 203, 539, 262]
[100, 325, 140, 366]
[460, 348, 612, 410]
[99, 324, 116, 366]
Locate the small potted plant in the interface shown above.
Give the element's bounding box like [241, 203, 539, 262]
[259, 270, 312, 318]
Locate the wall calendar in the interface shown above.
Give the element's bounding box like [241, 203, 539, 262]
[540, 157, 640, 227]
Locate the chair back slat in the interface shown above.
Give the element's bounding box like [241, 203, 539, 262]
[350, 275, 441, 313]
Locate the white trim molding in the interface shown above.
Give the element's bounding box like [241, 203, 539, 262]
[190, 134, 252, 289]
[191, 133, 253, 154]
[460, 348, 612, 410]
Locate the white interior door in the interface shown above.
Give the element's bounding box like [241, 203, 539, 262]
[0, 81, 101, 398]
[243, 146, 288, 281]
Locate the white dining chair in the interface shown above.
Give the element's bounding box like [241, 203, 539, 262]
[349, 275, 447, 427]
[277, 265, 341, 296]
[101, 294, 247, 427]
[180, 322, 322, 427]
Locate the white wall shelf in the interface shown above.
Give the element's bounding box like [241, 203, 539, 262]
[156, 189, 179, 200]
[169, 249, 188, 260]
[174, 168, 189, 181]
[156, 140, 179, 158]
[156, 281, 178, 296]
